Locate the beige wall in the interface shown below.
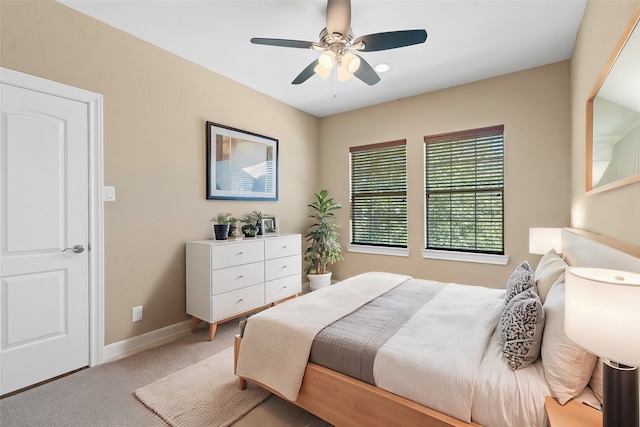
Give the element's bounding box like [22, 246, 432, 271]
[570, 1, 640, 244]
[319, 62, 572, 288]
[0, 0, 320, 344]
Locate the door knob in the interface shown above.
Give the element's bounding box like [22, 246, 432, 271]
[63, 244, 85, 254]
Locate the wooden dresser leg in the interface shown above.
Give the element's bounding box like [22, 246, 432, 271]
[208, 323, 217, 341]
[190, 317, 199, 333]
[238, 377, 247, 390]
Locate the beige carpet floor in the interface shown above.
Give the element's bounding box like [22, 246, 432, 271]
[0, 319, 331, 426]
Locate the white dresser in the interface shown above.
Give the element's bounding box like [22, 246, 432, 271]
[186, 234, 301, 340]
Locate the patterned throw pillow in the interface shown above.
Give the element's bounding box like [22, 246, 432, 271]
[499, 289, 545, 370]
[505, 261, 536, 304]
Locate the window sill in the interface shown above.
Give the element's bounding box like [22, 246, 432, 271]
[348, 245, 410, 257]
[421, 249, 509, 265]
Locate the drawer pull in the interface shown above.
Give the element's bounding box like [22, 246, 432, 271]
[237, 251, 244, 255]
[282, 245, 287, 249]
[237, 298, 244, 303]
[282, 265, 288, 269]
[237, 275, 244, 279]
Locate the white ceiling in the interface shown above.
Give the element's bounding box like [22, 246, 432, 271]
[58, 0, 587, 118]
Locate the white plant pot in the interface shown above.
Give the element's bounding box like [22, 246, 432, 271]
[308, 272, 332, 291]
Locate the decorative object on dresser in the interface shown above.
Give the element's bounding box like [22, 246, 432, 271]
[239, 211, 263, 238]
[565, 267, 640, 427]
[261, 216, 277, 235]
[186, 234, 301, 340]
[206, 121, 279, 201]
[211, 213, 236, 240]
[304, 190, 343, 291]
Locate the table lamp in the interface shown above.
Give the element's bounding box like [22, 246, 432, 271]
[565, 267, 640, 427]
[529, 227, 562, 255]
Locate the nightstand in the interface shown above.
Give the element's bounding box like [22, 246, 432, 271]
[545, 396, 602, 427]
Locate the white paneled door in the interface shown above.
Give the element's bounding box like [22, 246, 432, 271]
[0, 82, 90, 395]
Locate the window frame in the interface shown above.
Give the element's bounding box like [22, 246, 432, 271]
[349, 140, 408, 253]
[423, 125, 507, 264]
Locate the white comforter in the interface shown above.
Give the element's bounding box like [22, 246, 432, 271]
[373, 283, 505, 423]
[235, 271, 410, 400]
[237, 273, 552, 427]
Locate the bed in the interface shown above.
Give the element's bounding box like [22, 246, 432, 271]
[233, 228, 640, 426]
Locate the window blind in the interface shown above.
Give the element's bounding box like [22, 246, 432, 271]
[350, 141, 407, 247]
[425, 126, 504, 254]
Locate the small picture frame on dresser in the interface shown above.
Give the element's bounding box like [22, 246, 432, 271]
[261, 217, 277, 235]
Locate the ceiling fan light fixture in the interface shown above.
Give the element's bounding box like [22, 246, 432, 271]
[336, 64, 354, 82]
[318, 50, 336, 70]
[313, 64, 331, 80]
[342, 53, 361, 73]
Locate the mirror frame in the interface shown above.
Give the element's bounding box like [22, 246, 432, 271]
[586, 7, 640, 195]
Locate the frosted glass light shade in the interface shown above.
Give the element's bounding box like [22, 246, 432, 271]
[529, 227, 562, 254]
[565, 267, 640, 367]
[337, 65, 353, 82]
[342, 53, 361, 73]
[313, 64, 331, 80]
[318, 51, 336, 70]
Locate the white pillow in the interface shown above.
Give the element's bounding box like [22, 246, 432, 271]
[589, 358, 604, 404]
[534, 249, 568, 304]
[541, 280, 597, 405]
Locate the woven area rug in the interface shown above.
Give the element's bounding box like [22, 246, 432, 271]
[134, 347, 271, 427]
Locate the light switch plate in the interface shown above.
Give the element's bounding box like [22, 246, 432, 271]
[104, 186, 116, 202]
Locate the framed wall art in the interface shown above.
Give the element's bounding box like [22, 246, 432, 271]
[206, 121, 279, 201]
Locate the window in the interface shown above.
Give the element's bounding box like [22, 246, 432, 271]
[350, 140, 407, 248]
[425, 126, 504, 254]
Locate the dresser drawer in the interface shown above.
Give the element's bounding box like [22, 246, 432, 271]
[211, 262, 264, 295]
[211, 283, 264, 321]
[265, 235, 301, 260]
[265, 275, 302, 303]
[211, 240, 264, 269]
[265, 254, 301, 281]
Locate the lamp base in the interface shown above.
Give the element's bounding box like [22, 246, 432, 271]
[603, 360, 639, 427]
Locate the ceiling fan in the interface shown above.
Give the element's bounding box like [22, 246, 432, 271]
[250, 0, 427, 86]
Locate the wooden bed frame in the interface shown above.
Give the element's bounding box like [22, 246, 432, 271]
[233, 228, 640, 427]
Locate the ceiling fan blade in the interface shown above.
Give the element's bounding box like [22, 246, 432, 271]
[292, 60, 320, 85]
[353, 55, 381, 86]
[353, 29, 427, 52]
[326, 0, 351, 37]
[251, 38, 315, 49]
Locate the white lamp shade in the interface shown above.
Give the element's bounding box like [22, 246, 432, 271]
[336, 64, 354, 82]
[342, 53, 361, 73]
[318, 51, 336, 70]
[565, 267, 640, 367]
[529, 227, 562, 254]
[313, 64, 331, 80]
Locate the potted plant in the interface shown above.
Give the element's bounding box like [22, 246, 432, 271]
[240, 211, 263, 238]
[212, 213, 234, 240]
[304, 190, 343, 290]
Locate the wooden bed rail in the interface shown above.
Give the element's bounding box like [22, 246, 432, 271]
[233, 335, 480, 427]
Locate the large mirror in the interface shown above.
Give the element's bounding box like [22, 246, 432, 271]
[587, 9, 640, 194]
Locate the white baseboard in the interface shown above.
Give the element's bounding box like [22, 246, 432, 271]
[102, 320, 192, 363]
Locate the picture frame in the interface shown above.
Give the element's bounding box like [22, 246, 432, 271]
[206, 121, 279, 201]
[261, 217, 278, 235]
